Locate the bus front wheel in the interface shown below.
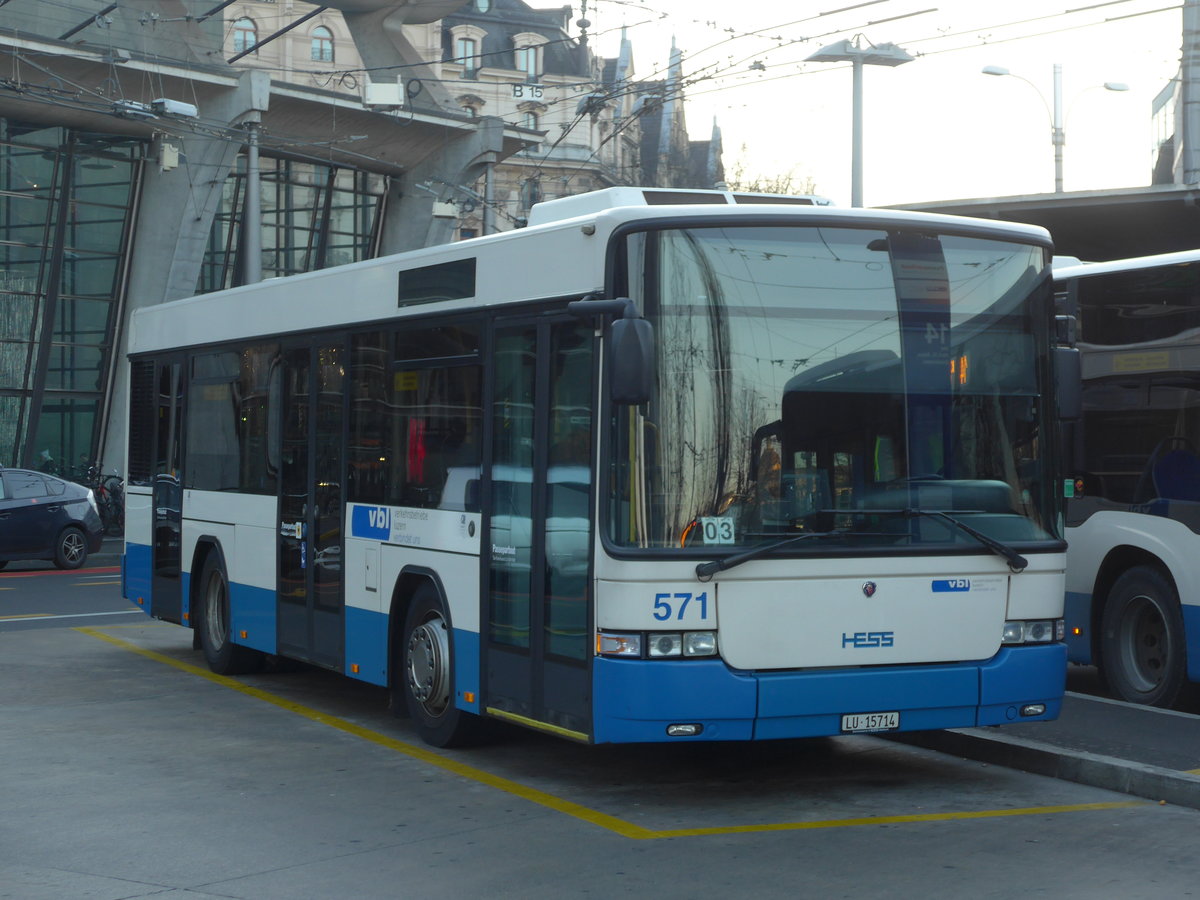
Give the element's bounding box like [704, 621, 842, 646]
[400, 583, 482, 748]
[197, 554, 264, 676]
[1100, 566, 1187, 707]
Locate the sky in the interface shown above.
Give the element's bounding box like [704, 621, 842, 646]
[581, 0, 1184, 206]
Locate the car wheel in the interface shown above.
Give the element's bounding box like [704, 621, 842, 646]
[197, 553, 263, 675]
[1100, 566, 1187, 707]
[400, 582, 483, 747]
[53, 527, 88, 570]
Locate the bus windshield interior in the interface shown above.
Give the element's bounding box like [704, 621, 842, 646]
[609, 224, 1060, 554]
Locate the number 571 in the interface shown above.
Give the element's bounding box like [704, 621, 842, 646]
[653, 591, 708, 621]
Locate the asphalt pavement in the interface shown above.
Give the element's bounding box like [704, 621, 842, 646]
[9, 538, 1200, 813]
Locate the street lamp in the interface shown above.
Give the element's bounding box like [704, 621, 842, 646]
[982, 63, 1129, 193]
[807, 35, 914, 207]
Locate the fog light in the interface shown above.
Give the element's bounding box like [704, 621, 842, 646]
[597, 632, 641, 656]
[1002, 621, 1024, 644]
[667, 723, 702, 736]
[648, 633, 683, 657]
[1021, 704, 1046, 717]
[683, 631, 718, 657]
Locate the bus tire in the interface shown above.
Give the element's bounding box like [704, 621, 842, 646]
[197, 553, 263, 676]
[1099, 566, 1187, 707]
[400, 582, 481, 748]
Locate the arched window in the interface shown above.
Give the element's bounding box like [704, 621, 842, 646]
[232, 18, 257, 55]
[455, 37, 478, 70]
[512, 34, 545, 80]
[311, 26, 334, 62]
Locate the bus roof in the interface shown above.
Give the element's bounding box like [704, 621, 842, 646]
[1053, 247, 1200, 282]
[128, 191, 1053, 356]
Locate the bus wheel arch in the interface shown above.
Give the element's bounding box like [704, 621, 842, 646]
[1096, 556, 1187, 707]
[193, 540, 264, 676]
[387, 569, 482, 747]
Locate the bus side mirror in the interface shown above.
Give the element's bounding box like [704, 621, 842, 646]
[610, 316, 654, 405]
[1053, 346, 1081, 421]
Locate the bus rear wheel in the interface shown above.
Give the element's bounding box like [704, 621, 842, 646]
[1100, 566, 1187, 707]
[197, 554, 263, 676]
[400, 583, 481, 748]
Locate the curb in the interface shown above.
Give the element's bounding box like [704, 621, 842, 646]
[890, 728, 1200, 811]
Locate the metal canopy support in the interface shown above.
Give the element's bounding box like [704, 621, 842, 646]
[59, 3, 118, 41]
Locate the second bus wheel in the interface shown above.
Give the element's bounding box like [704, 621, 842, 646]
[400, 583, 483, 748]
[1100, 566, 1187, 708]
[197, 553, 264, 676]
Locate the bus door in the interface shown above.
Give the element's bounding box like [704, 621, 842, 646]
[277, 341, 345, 669]
[151, 356, 184, 624]
[484, 316, 594, 740]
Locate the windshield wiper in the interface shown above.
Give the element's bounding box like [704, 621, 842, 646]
[695, 530, 850, 582]
[868, 507, 1028, 573]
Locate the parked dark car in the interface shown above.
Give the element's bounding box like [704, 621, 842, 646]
[0, 467, 105, 570]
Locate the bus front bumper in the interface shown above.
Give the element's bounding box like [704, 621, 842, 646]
[591, 643, 1066, 744]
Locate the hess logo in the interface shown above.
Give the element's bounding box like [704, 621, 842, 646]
[842, 631, 895, 648]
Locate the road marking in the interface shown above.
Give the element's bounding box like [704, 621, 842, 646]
[0, 609, 143, 623]
[1186, 768, 1200, 775]
[0, 566, 120, 579]
[78, 626, 1149, 840]
[74, 580, 122, 587]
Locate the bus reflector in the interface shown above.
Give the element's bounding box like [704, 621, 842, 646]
[239, 630, 248, 639]
[351, 663, 360, 674]
[463, 691, 476, 703]
[137, 597, 144, 605]
[182, 612, 189, 622]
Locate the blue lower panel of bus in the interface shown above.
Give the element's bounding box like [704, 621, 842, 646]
[1063, 590, 1093, 664]
[1186, 605, 1200, 683]
[592, 643, 1066, 744]
[123, 543, 152, 609]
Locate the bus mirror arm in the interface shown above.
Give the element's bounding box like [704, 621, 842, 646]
[568, 296, 655, 406]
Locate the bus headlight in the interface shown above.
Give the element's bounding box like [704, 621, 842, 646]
[683, 631, 718, 656]
[596, 630, 719, 658]
[1003, 619, 1063, 644]
[596, 632, 641, 656]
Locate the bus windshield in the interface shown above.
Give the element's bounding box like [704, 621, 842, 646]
[609, 224, 1060, 553]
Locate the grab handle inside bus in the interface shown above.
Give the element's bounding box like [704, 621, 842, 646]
[568, 296, 655, 405]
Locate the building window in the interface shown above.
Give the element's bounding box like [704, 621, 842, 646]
[514, 46, 538, 79]
[455, 37, 478, 72]
[473, 0, 491, 11]
[232, 18, 257, 54]
[311, 26, 334, 62]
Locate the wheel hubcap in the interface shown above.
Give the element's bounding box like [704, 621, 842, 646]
[1118, 594, 1168, 693]
[407, 614, 450, 717]
[62, 532, 84, 564]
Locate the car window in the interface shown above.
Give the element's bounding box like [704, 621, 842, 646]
[45, 477, 67, 497]
[2, 471, 49, 500]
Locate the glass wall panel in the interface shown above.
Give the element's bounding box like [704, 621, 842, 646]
[199, 157, 385, 293]
[0, 121, 138, 467]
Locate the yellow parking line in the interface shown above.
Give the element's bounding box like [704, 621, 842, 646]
[1186, 768, 1200, 776]
[76, 626, 1148, 840]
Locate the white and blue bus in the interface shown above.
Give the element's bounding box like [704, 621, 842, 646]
[122, 187, 1069, 746]
[1056, 249, 1200, 707]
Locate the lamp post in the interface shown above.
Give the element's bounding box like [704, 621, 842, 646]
[982, 64, 1129, 193]
[807, 35, 914, 207]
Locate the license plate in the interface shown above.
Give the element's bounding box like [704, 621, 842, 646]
[840, 711, 900, 733]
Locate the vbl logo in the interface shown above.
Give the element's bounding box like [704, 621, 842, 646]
[842, 631, 895, 648]
[367, 507, 391, 529]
